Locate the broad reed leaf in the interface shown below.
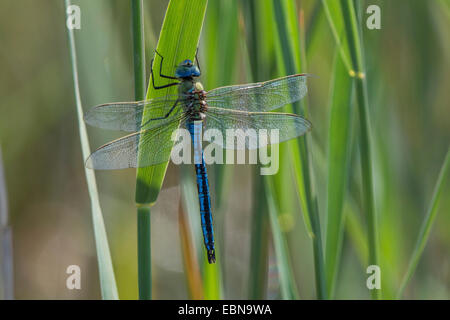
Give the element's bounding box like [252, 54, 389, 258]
[135, 0, 208, 205]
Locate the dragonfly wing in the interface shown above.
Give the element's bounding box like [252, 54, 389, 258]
[204, 107, 311, 150]
[206, 74, 308, 112]
[86, 114, 184, 169]
[84, 94, 185, 132]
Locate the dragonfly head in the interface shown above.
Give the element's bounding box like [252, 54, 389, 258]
[175, 59, 201, 79]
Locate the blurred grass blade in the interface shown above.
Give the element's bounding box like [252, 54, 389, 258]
[265, 177, 299, 300]
[345, 199, 369, 265]
[135, 0, 208, 206]
[438, 0, 450, 19]
[178, 199, 204, 299]
[0, 148, 14, 300]
[248, 170, 269, 299]
[397, 148, 450, 299]
[340, 0, 379, 299]
[272, 0, 327, 299]
[65, 0, 119, 300]
[132, 0, 146, 102]
[239, 0, 271, 300]
[240, 0, 300, 299]
[203, 0, 239, 297]
[321, 0, 352, 72]
[325, 51, 354, 298]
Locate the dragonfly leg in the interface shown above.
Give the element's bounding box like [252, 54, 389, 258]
[140, 99, 179, 128]
[154, 49, 178, 80]
[150, 50, 180, 90]
[195, 47, 201, 74]
[151, 71, 179, 90]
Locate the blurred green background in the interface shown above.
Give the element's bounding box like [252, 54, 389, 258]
[0, 0, 449, 299]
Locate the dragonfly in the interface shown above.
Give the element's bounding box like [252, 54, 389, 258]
[84, 50, 311, 264]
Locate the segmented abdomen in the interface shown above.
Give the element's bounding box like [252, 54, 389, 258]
[187, 121, 215, 263]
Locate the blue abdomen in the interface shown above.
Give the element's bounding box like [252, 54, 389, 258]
[187, 121, 215, 264]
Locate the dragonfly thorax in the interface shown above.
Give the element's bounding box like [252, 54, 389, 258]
[180, 79, 207, 121]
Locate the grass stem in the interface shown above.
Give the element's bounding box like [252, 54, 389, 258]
[341, 0, 379, 299]
[131, 0, 152, 300]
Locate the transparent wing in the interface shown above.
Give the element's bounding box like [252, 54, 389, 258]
[84, 94, 187, 132]
[204, 107, 311, 150]
[86, 113, 185, 169]
[206, 74, 308, 112]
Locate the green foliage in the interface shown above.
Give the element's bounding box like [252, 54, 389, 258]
[2, 0, 448, 300]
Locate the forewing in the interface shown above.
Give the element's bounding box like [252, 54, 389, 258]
[204, 107, 311, 150]
[85, 114, 184, 169]
[84, 94, 185, 132]
[206, 74, 308, 112]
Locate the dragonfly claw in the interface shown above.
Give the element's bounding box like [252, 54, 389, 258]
[207, 249, 216, 264]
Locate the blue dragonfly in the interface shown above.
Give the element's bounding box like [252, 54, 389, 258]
[84, 51, 311, 263]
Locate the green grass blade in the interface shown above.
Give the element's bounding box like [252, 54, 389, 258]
[131, 0, 152, 300]
[272, 0, 327, 299]
[248, 171, 269, 299]
[325, 50, 354, 298]
[204, 0, 238, 216]
[321, 0, 352, 72]
[345, 199, 369, 265]
[340, 0, 379, 299]
[239, 0, 271, 300]
[240, 0, 300, 299]
[202, 0, 239, 298]
[135, 0, 208, 205]
[132, 0, 146, 102]
[397, 148, 450, 299]
[438, 0, 450, 19]
[65, 0, 119, 300]
[137, 206, 151, 299]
